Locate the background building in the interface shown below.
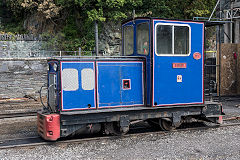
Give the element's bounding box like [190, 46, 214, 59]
[219, 0, 240, 43]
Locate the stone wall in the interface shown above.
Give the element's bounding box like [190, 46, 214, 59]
[0, 34, 45, 58]
[0, 21, 123, 99]
[0, 60, 47, 99]
[0, 41, 44, 58]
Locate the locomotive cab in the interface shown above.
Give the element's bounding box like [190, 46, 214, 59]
[122, 18, 204, 106]
[38, 18, 224, 141]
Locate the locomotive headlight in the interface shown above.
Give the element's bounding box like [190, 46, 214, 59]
[53, 63, 57, 71]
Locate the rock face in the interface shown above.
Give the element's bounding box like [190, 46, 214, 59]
[0, 22, 122, 57]
[99, 22, 122, 56]
[23, 12, 56, 35]
[23, 14, 123, 56]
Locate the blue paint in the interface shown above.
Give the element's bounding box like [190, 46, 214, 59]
[122, 19, 152, 105]
[122, 19, 204, 106]
[97, 62, 144, 108]
[152, 20, 204, 105]
[60, 61, 144, 110]
[61, 62, 95, 110]
[56, 18, 205, 111]
[97, 64, 121, 107]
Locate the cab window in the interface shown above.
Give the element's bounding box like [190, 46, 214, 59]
[174, 26, 189, 55]
[123, 25, 134, 55]
[156, 25, 172, 54]
[137, 23, 149, 55]
[156, 24, 190, 55]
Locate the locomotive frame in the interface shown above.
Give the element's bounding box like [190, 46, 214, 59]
[38, 17, 224, 141]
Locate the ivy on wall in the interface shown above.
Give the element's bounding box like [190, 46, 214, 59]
[0, 0, 216, 51]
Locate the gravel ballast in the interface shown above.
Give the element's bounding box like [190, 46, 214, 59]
[0, 98, 240, 159]
[0, 125, 239, 160]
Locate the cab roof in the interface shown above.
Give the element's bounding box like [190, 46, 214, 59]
[121, 17, 228, 27]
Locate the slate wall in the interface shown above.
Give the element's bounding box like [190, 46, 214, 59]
[0, 60, 47, 99]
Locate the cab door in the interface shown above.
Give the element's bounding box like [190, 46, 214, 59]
[97, 61, 144, 108]
[152, 19, 204, 106]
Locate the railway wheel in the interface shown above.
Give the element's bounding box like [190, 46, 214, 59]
[104, 122, 129, 136]
[147, 119, 162, 130]
[159, 118, 175, 131]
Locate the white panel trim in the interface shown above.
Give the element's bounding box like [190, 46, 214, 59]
[62, 68, 79, 91]
[155, 23, 191, 56]
[81, 68, 94, 90]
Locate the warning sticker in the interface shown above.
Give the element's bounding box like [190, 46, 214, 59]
[193, 52, 201, 60]
[177, 75, 182, 82]
[172, 63, 187, 68]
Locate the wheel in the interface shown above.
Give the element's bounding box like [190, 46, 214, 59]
[104, 122, 129, 136]
[147, 119, 162, 130]
[159, 118, 175, 131]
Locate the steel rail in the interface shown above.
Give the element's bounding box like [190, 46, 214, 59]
[0, 122, 240, 150]
[0, 111, 39, 119]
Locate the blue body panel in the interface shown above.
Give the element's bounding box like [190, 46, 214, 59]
[61, 62, 95, 110]
[60, 61, 144, 111]
[97, 62, 144, 108]
[152, 20, 204, 106]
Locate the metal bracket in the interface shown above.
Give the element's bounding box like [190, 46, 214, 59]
[202, 103, 223, 116]
[120, 115, 130, 133]
[120, 115, 130, 127]
[172, 112, 182, 127]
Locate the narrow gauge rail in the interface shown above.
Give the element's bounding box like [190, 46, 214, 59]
[0, 111, 39, 119]
[1, 121, 240, 150]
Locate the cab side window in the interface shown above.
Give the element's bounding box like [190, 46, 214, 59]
[156, 25, 172, 55]
[174, 26, 189, 55]
[124, 26, 134, 55]
[156, 24, 190, 55]
[137, 23, 149, 55]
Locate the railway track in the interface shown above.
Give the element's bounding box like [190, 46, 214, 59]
[0, 111, 39, 119]
[0, 121, 240, 150]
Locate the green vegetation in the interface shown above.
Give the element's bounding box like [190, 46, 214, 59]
[0, 0, 217, 51]
[0, 0, 26, 34]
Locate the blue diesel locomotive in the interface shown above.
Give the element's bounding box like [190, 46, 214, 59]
[37, 17, 224, 141]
